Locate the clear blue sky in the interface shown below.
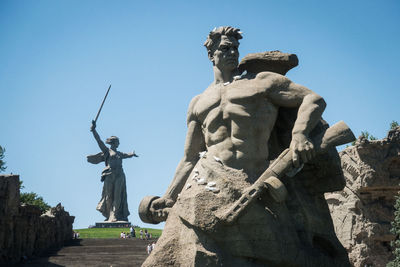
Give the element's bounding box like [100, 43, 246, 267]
[1, 1, 399, 229]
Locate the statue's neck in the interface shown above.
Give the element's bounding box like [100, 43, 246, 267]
[213, 66, 238, 84]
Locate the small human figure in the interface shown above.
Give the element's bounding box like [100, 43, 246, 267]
[130, 226, 136, 238]
[151, 242, 156, 251]
[147, 244, 152, 254]
[144, 229, 148, 240]
[73, 232, 80, 239]
[140, 229, 143, 239]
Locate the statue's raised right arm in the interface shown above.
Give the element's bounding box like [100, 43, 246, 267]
[90, 120, 108, 154]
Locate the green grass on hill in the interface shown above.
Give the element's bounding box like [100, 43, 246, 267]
[74, 227, 162, 239]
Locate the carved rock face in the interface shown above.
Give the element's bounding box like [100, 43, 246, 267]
[326, 127, 400, 267]
[211, 35, 240, 72]
[238, 50, 299, 75]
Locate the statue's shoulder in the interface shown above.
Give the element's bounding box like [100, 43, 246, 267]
[188, 83, 215, 111]
[187, 94, 202, 123]
[254, 70, 285, 81]
[188, 94, 202, 111]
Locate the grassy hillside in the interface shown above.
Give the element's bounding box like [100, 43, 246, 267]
[74, 227, 162, 239]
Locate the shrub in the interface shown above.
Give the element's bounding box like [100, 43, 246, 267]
[19, 181, 50, 214]
[390, 121, 399, 130]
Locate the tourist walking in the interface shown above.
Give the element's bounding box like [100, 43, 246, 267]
[130, 226, 135, 238]
[147, 244, 152, 254]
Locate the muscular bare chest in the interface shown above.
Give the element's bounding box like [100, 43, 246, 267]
[194, 79, 278, 129]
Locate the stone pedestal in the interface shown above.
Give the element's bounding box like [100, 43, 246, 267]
[95, 221, 131, 228]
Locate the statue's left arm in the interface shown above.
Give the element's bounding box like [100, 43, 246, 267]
[120, 151, 139, 159]
[261, 72, 326, 167]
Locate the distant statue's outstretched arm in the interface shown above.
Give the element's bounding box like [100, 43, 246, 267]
[90, 120, 108, 154]
[121, 151, 139, 159]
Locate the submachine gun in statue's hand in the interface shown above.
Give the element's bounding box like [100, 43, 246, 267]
[218, 120, 355, 225]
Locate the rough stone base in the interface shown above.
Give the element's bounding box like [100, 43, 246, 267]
[143, 155, 350, 267]
[95, 221, 131, 228]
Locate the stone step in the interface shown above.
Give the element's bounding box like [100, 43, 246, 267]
[20, 238, 152, 267]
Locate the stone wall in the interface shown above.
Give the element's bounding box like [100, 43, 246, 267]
[326, 127, 400, 267]
[0, 174, 75, 263]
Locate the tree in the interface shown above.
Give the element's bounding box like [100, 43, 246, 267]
[19, 180, 24, 190]
[0, 146, 6, 172]
[350, 131, 377, 146]
[388, 192, 400, 267]
[360, 131, 377, 141]
[20, 193, 50, 214]
[391, 121, 399, 130]
[19, 181, 50, 214]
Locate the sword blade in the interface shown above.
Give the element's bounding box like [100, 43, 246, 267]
[94, 84, 112, 123]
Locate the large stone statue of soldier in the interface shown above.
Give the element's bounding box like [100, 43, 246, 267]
[139, 26, 352, 266]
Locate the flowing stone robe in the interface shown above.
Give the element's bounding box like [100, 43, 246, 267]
[87, 150, 130, 221]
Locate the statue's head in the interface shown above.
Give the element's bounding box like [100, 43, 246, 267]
[204, 26, 242, 71]
[106, 136, 120, 148]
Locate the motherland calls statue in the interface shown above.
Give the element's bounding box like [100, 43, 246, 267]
[139, 26, 354, 266]
[88, 120, 138, 222]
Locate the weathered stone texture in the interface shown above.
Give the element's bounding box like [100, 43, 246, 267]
[326, 126, 400, 267]
[0, 174, 75, 263]
[238, 50, 299, 75]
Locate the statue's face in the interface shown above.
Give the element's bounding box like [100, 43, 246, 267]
[107, 140, 119, 149]
[112, 141, 119, 149]
[211, 35, 239, 71]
